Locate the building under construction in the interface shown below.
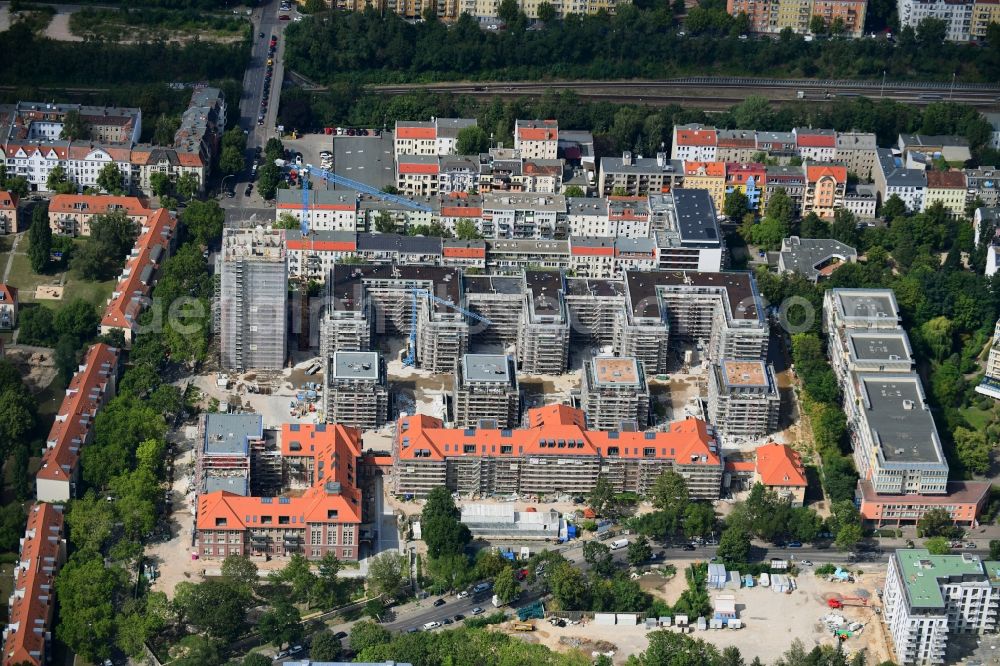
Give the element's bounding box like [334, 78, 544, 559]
[453, 354, 520, 429]
[517, 271, 570, 374]
[325, 351, 389, 431]
[194, 413, 264, 496]
[219, 228, 287, 371]
[581, 356, 650, 431]
[707, 359, 780, 441]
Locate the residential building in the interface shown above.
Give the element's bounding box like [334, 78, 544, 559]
[452, 354, 520, 429]
[897, 0, 974, 40]
[47, 194, 152, 237]
[716, 129, 757, 163]
[976, 318, 1000, 399]
[195, 414, 262, 497]
[514, 120, 558, 160]
[395, 154, 440, 198]
[883, 549, 1000, 665]
[0, 191, 18, 234]
[707, 360, 781, 441]
[0, 285, 17, 330]
[437, 155, 479, 195]
[898, 133, 973, 164]
[567, 237, 615, 279]
[100, 208, 178, 346]
[285, 230, 357, 282]
[517, 271, 570, 374]
[393, 404, 722, 499]
[844, 184, 878, 220]
[486, 238, 570, 273]
[859, 480, 989, 527]
[219, 228, 287, 371]
[725, 162, 767, 211]
[966, 166, 1000, 207]
[649, 189, 725, 273]
[671, 125, 718, 162]
[683, 161, 727, 210]
[765, 166, 807, 213]
[36, 344, 119, 502]
[2, 503, 66, 666]
[598, 152, 683, 196]
[803, 164, 847, 218]
[275, 190, 358, 233]
[754, 442, 807, 506]
[459, 504, 563, 539]
[394, 118, 477, 158]
[972, 0, 1000, 38]
[809, 0, 868, 35]
[580, 356, 650, 431]
[196, 422, 363, 561]
[835, 131, 878, 180]
[480, 193, 567, 240]
[567, 198, 611, 237]
[778, 236, 857, 282]
[326, 351, 389, 431]
[874, 148, 927, 213]
[795, 128, 837, 162]
[477, 148, 564, 195]
[755, 131, 798, 161]
[924, 170, 967, 217]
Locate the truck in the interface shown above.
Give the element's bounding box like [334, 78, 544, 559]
[610, 538, 629, 550]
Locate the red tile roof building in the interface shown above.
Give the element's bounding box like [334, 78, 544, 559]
[2, 503, 66, 666]
[754, 443, 807, 506]
[196, 423, 364, 561]
[47, 194, 152, 237]
[36, 344, 119, 502]
[0, 191, 19, 234]
[393, 404, 722, 499]
[100, 208, 178, 345]
[515, 120, 559, 160]
[804, 164, 848, 219]
[0, 285, 17, 331]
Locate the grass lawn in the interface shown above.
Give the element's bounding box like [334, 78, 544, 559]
[6, 251, 115, 313]
[960, 404, 997, 431]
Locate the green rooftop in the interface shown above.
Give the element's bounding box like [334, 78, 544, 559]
[896, 549, 989, 609]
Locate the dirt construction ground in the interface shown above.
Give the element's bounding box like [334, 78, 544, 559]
[508, 568, 892, 665]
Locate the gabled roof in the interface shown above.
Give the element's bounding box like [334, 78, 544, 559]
[806, 164, 848, 182]
[49, 194, 151, 217]
[675, 127, 718, 147]
[755, 443, 807, 487]
[0, 284, 18, 306]
[684, 161, 725, 177]
[0, 191, 18, 210]
[926, 170, 966, 189]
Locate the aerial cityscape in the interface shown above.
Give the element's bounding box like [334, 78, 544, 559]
[0, 0, 999, 665]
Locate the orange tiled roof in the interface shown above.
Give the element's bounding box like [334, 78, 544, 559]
[0, 191, 17, 210]
[3, 503, 64, 666]
[396, 126, 437, 140]
[36, 344, 118, 484]
[441, 206, 482, 217]
[755, 443, 806, 487]
[518, 127, 557, 142]
[197, 423, 364, 531]
[684, 161, 726, 177]
[442, 245, 486, 258]
[396, 405, 720, 465]
[806, 165, 847, 182]
[796, 133, 836, 148]
[0, 284, 18, 306]
[287, 239, 357, 252]
[49, 194, 151, 217]
[101, 209, 177, 331]
[675, 129, 718, 147]
[398, 162, 439, 175]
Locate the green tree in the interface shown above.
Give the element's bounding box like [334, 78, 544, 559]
[588, 474, 619, 518]
[349, 620, 391, 653]
[149, 171, 173, 198]
[422, 486, 471, 559]
[220, 145, 245, 176]
[173, 579, 250, 642]
[954, 427, 991, 475]
[493, 566, 520, 604]
[880, 194, 906, 221]
[918, 507, 957, 538]
[60, 110, 86, 141]
[455, 125, 490, 154]
[16, 306, 55, 346]
[916, 16, 947, 45]
[548, 562, 590, 610]
[310, 630, 343, 661]
[312, 552, 346, 608]
[989, 540, 1000, 560]
[274, 212, 300, 229]
[717, 525, 751, 565]
[46, 165, 77, 194]
[537, 1, 557, 21]
[111, 467, 160, 540]
[374, 211, 397, 233]
[835, 522, 863, 551]
[583, 540, 615, 577]
[170, 635, 222, 666]
[96, 162, 125, 195]
[269, 553, 317, 606]
[564, 185, 585, 197]
[364, 598, 385, 620]
[498, 0, 519, 23]
[55, 552, 125, 662]
[454, 218, 482, 240]
[152, 114, 180, 146]
[765, 187, 794, 226]
[175, 172, 200, 200]
[28, 204, 52, 273]
[182, 199, 224, 247]
[749, 216, 789, 250]
[259, 601, 303, 649]
[65, 490, 116, 553]
[683, 502, 717, 539]
[633, 630, 721, 666]
[367, 552, 405, 597]
[809, 14, 827, 34]
[627, 535, 652, 566]
[925, 536, 950, 555]
[724, 190, 750, 220]
[55, 298, 99, 343]
[0, 503, 26, 552]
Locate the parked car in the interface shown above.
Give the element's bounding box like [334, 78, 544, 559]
[456, 590, 469, 599]
[799, 560, 813, 566]
[333, 631, 348, 640]
[788, 541, 802, 548]
[471, 607, 485, 615]
[288, 645, 303, 655]
[453, 614, 465, 621]
[682, 544, 696, 551]
[433, 598, 446, 607]
[422, 621, 441, 630]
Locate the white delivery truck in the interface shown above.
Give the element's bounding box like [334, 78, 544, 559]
[610, 538, 629, 550]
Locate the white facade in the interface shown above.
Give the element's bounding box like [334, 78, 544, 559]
[897, 0, 974, 41]
[670, 125, 718, 162]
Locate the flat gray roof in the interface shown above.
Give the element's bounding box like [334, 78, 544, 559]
[203, 413, 262, 456]
[333, 134, 395, 191]
[848, 331, 912, 363]
[205, 475, 249, 496]
[672, 189, 721, 243]
[332, 351, 381, 380]
[464, 275, 523, 295]
[462, 354, 513, 383]
[832, 288, 899, 323]
[779, 237, 857, 281]
[859, 374, 944, 466]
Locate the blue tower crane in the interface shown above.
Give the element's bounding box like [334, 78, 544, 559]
[403, 288, 492, 367]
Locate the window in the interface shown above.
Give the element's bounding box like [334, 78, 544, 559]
[343, 526, 355, 546]
[343, 548, 352, 558]
[328, 528, 338, 545]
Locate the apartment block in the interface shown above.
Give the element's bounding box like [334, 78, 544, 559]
[477, 148, 564, 194]
[707, 360, 780, 440]
[480, 193, 567, 240]
[453, 354, 520, 429]
[0, 191, 19, 234]
[794, 128, 837, 162]
[765, 166, 807, 213]
[486, 238, 571, 273]
[811, 0, 868, 35]
[219, 228, 288, 371]
[394, 118, 477, 158]
[649, 189, 725, 272]
[716, 130, 758, 163]
[672, 125, 718, 162]
[924, 170, 967, 218]
[725, 162, 767, 211]
[2, 503, 66, 666]
[897, 0, 974, 41]
[0, 285, 17, 330]
[285, 230, 357, 282]
[976, 319, 1000, 399]
[438, 155, 479, 194]
[36, 344, 119, 502]
[844, 183, 878, 219]
[967, 167, 1000, 207]
[463, 275, 524, 348]
[275, 190, 359, 233]
[396, 154, 440, 198]
[683, 161, 727, 210]
[514, 120, 558, 160]
[47, 194, 151, 237]
[778, 236, 857, 283]
[803, 164, 847, 218]
[874, 148, 927, 213]
[518, 271, 570, 374]
[393, 405, 722, 499]
[754, 443, 807, 506]
[194, 413, 262, 497]
[568, 237, 656, 280]
[972, 0, 1000, 37]
[598, 152, 683, 197]
[883, 550, 1000, 665]
[326, 351, 389, 431]
[580, 356, 650, 431]
[100, 208, 178, 346]
[835, 131, 878, 180]
[196, 423, 363, 561]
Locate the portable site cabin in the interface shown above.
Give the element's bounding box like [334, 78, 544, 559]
[771, 574, 792, 593]
[727, 570, 741, 589]
[713, 595, 737, 621]
[759, 573, 770, 587]
[708, 563, 728, 589]
[696, 616, 708, 631]
[743, 574, 755, 587]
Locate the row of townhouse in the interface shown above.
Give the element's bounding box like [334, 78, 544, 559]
[394, 118, 559, 159]
[46, 193, 153, 237]
[0, 88, 225, 197]
[395, 148, 565, 198]
[345, 0, 626, 23]
[727, 0, 868, 36]
[824, 288, 990, 526]
[897, 0, 1000, 41]
[873, 148, 977, 216]
[670, 125, 877, 178]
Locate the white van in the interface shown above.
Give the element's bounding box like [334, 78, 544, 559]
[610, 538, 629, 550]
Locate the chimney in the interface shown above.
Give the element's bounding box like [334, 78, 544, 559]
[622, 151, 633, 167]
